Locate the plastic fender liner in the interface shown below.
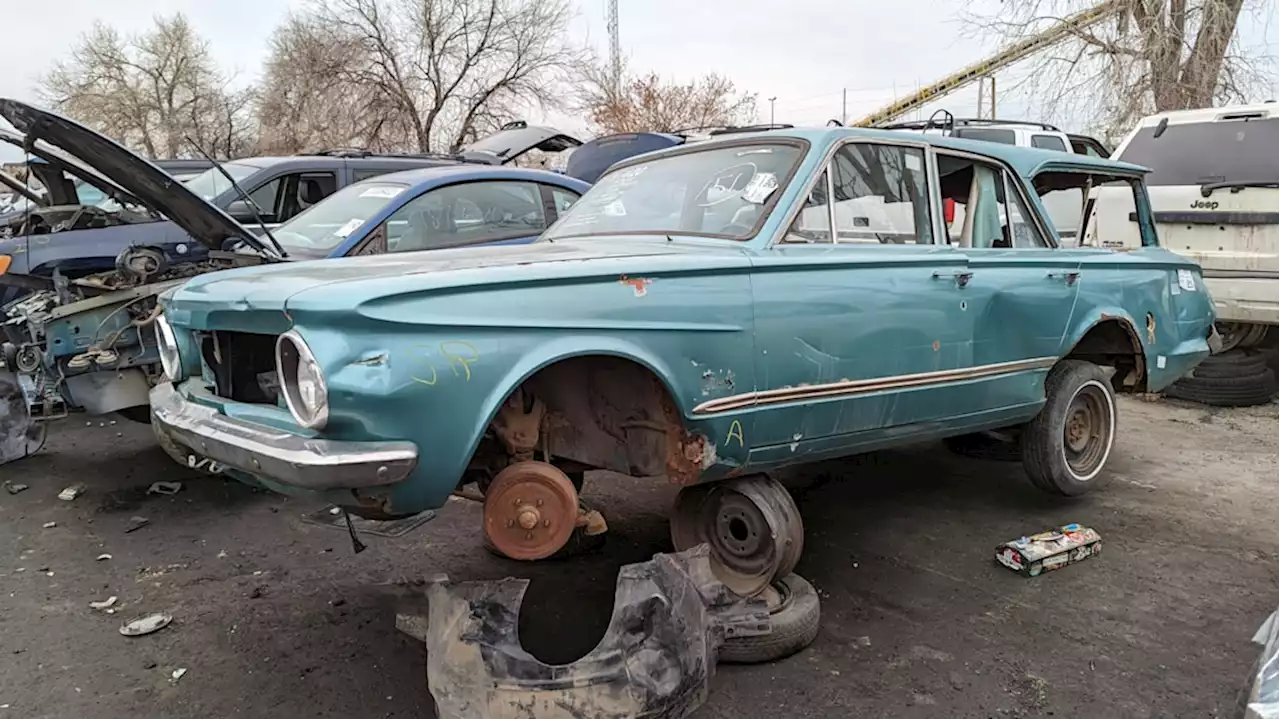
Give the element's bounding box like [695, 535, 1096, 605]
[411, 545, 771, 719]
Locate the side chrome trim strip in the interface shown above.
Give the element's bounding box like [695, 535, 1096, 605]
[692, 356, 1058, 415]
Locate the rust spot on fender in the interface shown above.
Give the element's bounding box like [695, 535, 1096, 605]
[656, 375, 714, 485]
[618, 275, 654, 297]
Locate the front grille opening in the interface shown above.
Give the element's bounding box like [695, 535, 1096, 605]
[201, 331, 280, 404]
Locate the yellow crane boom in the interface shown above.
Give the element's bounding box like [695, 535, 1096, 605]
[854, 0, 1122, 127]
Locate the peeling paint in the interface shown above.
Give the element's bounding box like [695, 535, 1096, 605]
[619, 275, 654, 297]
[699, 368, 736, 396]
[350, 353, 388, 367]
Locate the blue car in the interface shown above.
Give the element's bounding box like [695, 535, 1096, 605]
[0, 99, 592, 466]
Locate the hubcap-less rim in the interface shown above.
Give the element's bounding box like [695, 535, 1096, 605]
[1061, 380, 1115, 481]
[482, 461, 578, 561]
[671, 475, 804, 597]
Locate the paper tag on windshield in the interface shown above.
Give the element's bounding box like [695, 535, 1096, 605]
[1177, 269, 1196, 292]
[604, 200, 627, 216]
[360, 186, 403, 199]
[335, 218, 364, 238]
[741, 173, 779, 204]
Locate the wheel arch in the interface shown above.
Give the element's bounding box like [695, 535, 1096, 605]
[462, 336, 712, 486]
[1062, 309, 1148, 392]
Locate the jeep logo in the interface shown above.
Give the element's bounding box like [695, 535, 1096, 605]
[1190, 200, 1219, 210]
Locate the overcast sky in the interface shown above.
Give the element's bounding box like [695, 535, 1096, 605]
[1, 0, 1276, 162]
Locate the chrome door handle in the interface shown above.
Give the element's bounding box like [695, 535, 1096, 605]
[1047, 271, 1081, 285]
[933, 270, 974, 288]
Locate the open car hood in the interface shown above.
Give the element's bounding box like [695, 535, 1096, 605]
[0, 127, 145, 208]
[458, 121, 582, 165]
[0, 99, 271, 257]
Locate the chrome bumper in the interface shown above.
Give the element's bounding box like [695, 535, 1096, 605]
[150, 382, 417, 490]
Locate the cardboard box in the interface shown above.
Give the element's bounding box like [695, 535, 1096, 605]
[995, 523, 1101, 577]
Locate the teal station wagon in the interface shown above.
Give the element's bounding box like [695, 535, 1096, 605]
[151, 127, 1218, 596]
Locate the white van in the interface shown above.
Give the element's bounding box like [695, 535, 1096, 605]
[880, 117, 1111, 243]
[1084, 103, 1278, 347]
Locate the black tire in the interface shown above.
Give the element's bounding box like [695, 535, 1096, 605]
[1179, 349, 1270, 379]
[1164, 368, 1276, 407]
[942, 431, 1022, 462]
[718, 573, 820, 665]
[1021, 360, 1117, 497]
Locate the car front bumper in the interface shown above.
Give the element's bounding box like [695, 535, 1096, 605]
[150, 382, 418, 491]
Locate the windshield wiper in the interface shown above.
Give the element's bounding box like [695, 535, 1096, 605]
[185, 136, 288, 260]
[1200, 180, 1280, 197]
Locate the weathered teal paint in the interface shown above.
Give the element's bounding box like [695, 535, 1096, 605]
[157, 128, 1215, 516]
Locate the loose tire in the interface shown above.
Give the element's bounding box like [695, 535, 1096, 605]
[1021, 361, 1117, 496]
[1164, 370, 1277, 407]
[718, 573, 820, 665]
[942, 431, 1022, 462]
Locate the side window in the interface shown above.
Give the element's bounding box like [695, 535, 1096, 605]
[386, 181, 548, 253]
[353, 168, 394, 182]
[936, 154, 1048, 249]
[1031, 134, 1069, 152]
[549, 186, 580, 215]
[283, 172, 338, 221]
[247, 178, 281, 220]
[783, 170, 833, 243]
[829, 144, 933, 244]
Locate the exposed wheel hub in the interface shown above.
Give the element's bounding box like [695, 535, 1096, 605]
[482, 461, 579, 561]
[1062, 383, 1112, 477]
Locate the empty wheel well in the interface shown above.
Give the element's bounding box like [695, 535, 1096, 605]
[476, 355, 712, 485]
[1064, 319, 1146, 392]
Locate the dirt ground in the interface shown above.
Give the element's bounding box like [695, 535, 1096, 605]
[0, 396, 1275, 719]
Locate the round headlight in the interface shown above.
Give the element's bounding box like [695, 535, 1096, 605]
[154, 314, 182, 381]
[276, 330, 329, 429]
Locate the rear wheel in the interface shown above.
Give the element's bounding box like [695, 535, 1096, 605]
[1021, 360, 1117, 496]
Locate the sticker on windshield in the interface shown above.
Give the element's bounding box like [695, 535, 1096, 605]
[741, 172, 779, 204]
[1177, 269, 1197, 292]
[604, 200, 627, 216]
[360, 186, 404, 199]
[335, 218, 365, 238]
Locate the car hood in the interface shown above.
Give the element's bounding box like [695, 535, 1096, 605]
[0, 99, 271, 257]
[166, 237, 749, 322]
[0, 127, 144, 208]
[458, 122, 582, 165]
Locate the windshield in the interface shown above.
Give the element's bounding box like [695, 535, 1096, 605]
[543, 142, 804, 241]
[272, 181, 409, 255]
[184, 161, 263, 200]
[1118, 117, 1279, 187]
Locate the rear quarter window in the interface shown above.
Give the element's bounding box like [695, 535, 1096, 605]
[1117, 117, 1279, 186]
[953, 128, 1018, 145]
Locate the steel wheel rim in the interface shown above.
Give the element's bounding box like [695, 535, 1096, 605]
[1061, 380, 1114, 481]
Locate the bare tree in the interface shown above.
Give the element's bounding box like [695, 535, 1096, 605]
[964, 0, 1276, 135]
[578, 60, 759, 134]
[278, 0, 583, 154]
[39, 14, 253, 158]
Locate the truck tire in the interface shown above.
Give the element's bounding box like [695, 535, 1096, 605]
[718, 573, 820, 665]
[1021, 360, 1117, 497]
[1164, 367, 1276, 407]
[942, 431, 1022, 462]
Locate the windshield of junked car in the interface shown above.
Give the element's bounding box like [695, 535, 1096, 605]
[271, 181, 409, 254]
[184, 161, 262, 201]
[542, 142, 804, 241]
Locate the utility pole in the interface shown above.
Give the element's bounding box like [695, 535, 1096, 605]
[841, 88, 847, 126]
[606, 0, 621, 94]
[768, 96, 777, 124]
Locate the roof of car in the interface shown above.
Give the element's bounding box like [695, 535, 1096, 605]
[620, 126, 1151, 179]
[345, 163, 592, 190]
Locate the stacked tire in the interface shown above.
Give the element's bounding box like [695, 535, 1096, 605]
[1164, 349, 1277, 407]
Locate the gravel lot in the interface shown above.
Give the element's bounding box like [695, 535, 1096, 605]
[1, 396, 1275, 718]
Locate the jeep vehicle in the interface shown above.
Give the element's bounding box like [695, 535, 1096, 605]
[1084, 102, 1278, 406]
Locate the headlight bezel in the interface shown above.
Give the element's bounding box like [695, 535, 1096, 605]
[276, 330, 329, 430]
[154, 314, 182, 381]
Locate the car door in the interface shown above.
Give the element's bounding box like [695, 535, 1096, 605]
[745, 140, 979, 461]
[380, 179, 574, 254]
[939, 149, 1081, 410]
